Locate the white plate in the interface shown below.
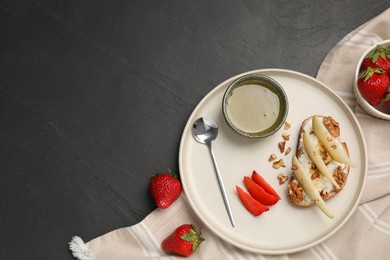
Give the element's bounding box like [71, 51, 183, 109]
[178, 69, 367, 254]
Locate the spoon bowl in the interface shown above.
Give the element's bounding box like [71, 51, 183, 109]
[192, 117, 218, 144]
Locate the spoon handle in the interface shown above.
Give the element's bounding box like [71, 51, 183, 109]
[207, 143, 235, 227]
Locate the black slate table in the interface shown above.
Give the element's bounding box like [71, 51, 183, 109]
[1, 1, 389, 259]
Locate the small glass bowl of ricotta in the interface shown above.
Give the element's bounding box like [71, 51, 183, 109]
[222, 73, 289, 138]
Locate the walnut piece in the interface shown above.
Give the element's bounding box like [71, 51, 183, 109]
[319, 144, 331, 165]
[320, 189, 330, 199]
[288, 181, 303, 201]
[324, 116, 340, 137]
[268, 153, 277, 162]
[273, 159, 285, 169]
[282, 132, 290, 141]
[278, 141, 286, 153]
[285, 147, 292, 155]
[333, 166, 347, 188]
[284, 121, 291, 130]
[277, 174, 288, 185]
[311, 169, 320, 180]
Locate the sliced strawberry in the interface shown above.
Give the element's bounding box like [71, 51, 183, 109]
[251, 170, 281, 200]
[244, 176, 278, 206]
[236, 186, 269, 216]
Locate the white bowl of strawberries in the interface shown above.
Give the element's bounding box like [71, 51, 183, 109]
[354, 39, 390, 120]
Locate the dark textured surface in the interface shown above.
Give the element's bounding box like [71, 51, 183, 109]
[0, 0, 389, 258]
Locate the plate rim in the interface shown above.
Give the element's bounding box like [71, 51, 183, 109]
[178, 68, 368, 254]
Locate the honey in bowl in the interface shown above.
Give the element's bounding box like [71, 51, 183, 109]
[223, 74, 288, 138]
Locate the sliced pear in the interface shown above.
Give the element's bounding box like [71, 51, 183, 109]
[303, 131, 340, 189]
[312, 115, 356, 167]
[292, 155, 334, 219]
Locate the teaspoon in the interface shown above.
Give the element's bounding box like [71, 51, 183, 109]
[192, 117, 235, 227]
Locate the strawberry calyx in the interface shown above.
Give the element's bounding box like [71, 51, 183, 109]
[181, 224, 205, 252]
[366, 45, 390, 63]
[385, 86, 390, 102]
[359, 66, 386, 82]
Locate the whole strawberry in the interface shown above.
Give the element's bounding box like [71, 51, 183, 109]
[162, 224, 205, 256]
[150, 172, 182, 208]
[362, 45, 390, 74]
[357, 67, 390, 106]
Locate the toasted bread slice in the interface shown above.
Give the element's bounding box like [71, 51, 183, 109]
[287, 115, 351, 208]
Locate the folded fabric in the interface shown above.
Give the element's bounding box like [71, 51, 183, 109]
[70, 8, 390, 260]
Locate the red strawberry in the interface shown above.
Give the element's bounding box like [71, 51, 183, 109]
[362, 45, 390, 74]
[385, 86, 390, 110]
[162, 224, 205, 256]
[150, 172, 182, 208]
[244, 176, 278, 206]
[236, 186, 269, 216]
[357, 67, 390, 106]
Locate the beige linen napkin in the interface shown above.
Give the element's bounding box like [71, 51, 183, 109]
[70, 8, 390, 260]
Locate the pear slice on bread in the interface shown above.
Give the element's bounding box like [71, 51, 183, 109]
[288, 115, 353, 218]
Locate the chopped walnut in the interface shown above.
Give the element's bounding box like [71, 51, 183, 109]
[278, 174, 288, 184]
[322, 152, 331, 165]
[324, 116, 340, 137]
[268, 153, 277, 162]
[291, 165, 298, 171]
[311, 169, 320, 180]
[273, 159, 285, 169]
[282, 132, 290, 141]
[289, 181, 303, 201]
[285, 147, 292, 155]
[278, 141, 286, 153]
[284, 121, 291, 130]
[320, 189, 330, 199]
[333, 166, 347, 188]
[319, 144, 331, 165]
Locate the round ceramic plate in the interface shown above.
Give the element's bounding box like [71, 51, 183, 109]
[178, 69, 367, 254]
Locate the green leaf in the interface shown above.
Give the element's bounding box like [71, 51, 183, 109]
[385, 93, 390, 102]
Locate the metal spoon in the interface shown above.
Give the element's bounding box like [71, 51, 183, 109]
[192, 116, 235, 227]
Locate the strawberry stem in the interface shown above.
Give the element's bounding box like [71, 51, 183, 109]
[359, 66, 385, 82]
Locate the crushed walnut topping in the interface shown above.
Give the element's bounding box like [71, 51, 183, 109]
[285, 147, 292, 155]
[282, 132, 290, 141]
[277, 174, 288, 185]
[291, 165, 298, 171]
[273, 159, 285, 169]
[324, 116, 340, 137]
[311, 169, 320, 180]
[268, 153, 277, 162]
[288, 181, 303, 201]
[320, 189, 330, 199]
[333, 166, 347, 188]
[284, 121, 291, 130]
[278, 141, 286, 153]
[319, 144, 331, 165]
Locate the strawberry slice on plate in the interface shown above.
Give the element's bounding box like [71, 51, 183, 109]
[236, 186, 269, 216]
[251, 170, 281, 200]
[244, 176, 278, 206]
